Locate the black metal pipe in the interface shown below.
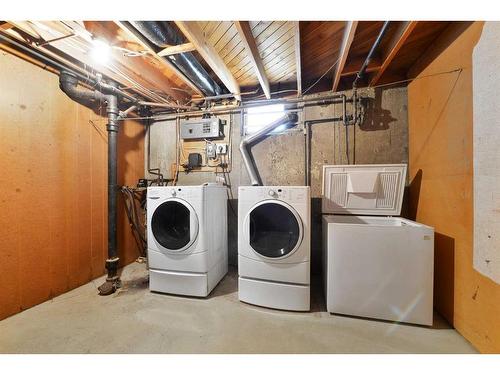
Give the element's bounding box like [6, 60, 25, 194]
[130, 21, 225, 97]
[59, 71, 106, 106]
[353, 21, 391, 89]
[58, 71, 122, 295]
[104, 84, 120, 293]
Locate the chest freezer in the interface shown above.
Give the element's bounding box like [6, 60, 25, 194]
[321, 164, 434, 326]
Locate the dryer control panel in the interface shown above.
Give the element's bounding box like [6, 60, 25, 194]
[239, 186, 309, 203]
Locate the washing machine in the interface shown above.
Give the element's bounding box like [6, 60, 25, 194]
[321, 164, 434, 325]
[147, 183, 228, 297]
[238, 186, 311, 311]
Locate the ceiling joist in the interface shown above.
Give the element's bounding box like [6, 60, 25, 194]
[234, 21, 270, 99]
[175, 21, 241, 101]
[114, 21, 204, 98]
[0, 21, 14, 31]
[332, 21, 358, 92]
[2, 21, 450, 101]
[157, 42, 195, 57]
[369, 21, 418, 87]
[341, 57, 381, 77]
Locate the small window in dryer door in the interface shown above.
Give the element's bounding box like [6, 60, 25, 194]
[249, 202, 301, 258]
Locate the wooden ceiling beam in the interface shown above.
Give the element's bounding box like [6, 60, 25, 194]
[234, 21, 270, 99]
[175, 21, 241, 101]
[157, 42, 195, 57]
[369, 21, 418, 87]
[294, 21, 302, 97]
[341, 57, 382, 77]
[0, 21, 14, 31]
[114, 21, 204, 98]
[332, 21, 358, 92]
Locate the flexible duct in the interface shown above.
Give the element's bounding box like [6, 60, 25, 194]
[130, 21, 225, 97]
[240, 113, 298, 186]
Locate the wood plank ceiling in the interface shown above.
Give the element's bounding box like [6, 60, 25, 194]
[0, 20, 454, 104]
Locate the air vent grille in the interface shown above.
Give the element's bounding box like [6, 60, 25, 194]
[376, 172, 399, 208]
[329, 173, 348, 207]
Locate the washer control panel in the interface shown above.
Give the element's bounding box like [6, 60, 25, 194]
[147, 187, 199, 200]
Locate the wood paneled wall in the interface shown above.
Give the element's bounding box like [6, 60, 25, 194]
[408, 22, 500, 353]
[0, 51, 145, 320]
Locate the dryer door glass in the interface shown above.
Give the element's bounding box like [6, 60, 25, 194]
[249, 202, 300, 258]
[151, 201, 191, 250]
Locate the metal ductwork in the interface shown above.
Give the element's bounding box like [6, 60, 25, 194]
[130, 21, 225, 97]
[240, 113, 298, 186]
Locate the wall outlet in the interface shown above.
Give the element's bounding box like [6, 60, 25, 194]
[206, 143, 217, 159]
[216, 143, 228, 155]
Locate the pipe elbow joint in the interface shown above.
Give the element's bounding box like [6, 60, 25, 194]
[239, 138, 249, 149]
[59, 70, 105, 104]
[59, 71, 78, 92]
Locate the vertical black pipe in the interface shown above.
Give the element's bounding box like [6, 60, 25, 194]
[59, 71, 125, 295]
[103, 83, 120, 290]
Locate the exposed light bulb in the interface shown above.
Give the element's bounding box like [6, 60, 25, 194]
[90, 39, 111, 65]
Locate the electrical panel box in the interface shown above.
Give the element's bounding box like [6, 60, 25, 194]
[180, 118, 225, 140]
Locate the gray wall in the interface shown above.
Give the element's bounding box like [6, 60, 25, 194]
[472, 21, 500, 284]
[146, 86, 408, 273]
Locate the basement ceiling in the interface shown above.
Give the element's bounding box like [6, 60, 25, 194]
[0, 20, 453, 104]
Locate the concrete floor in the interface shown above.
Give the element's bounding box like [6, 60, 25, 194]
[0, 263, 477, 354]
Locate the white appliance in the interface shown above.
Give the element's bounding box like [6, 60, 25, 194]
[238, 186, 311, 311]
[147, 184, 228, 297]
[322, 164, 434, 326]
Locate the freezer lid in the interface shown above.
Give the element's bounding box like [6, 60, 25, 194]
[322, 164, 407, 216]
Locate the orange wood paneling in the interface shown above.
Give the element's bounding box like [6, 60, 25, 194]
[0, 51, 144, 320]
[408, 21, 500, 353]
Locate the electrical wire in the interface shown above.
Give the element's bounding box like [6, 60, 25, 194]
[120, 186, 147, 258]
[242, 89, 299, 101]
[217, 154, 237, 218]
[302, 57, 341, 95]
[370, 68, 463, 91]
[88, 119, 108, 142]
[112, 46, 148, 57]
[173, 116, 181, 186]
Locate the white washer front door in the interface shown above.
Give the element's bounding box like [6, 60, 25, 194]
[151, 198, 199, 253]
